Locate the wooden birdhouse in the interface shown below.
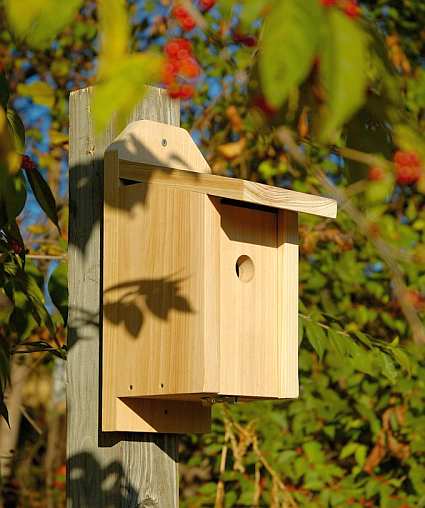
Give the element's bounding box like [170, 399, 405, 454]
[102, 120, 337, 433]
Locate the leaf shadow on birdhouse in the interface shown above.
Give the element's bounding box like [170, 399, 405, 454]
[103, 276, 194, 339]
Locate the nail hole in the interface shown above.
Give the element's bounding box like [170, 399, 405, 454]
[160, 383, 164, 388]
[161, 138, 167, 147]
[164, 410, 168, 415]
[235, 255, 254, 282]
[129, 385, 133, 390]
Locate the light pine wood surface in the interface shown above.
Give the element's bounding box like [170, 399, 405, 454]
[68, 86, 179, 507]
[103, 182, 212, 432]
[119, 160, 337, 218]
[107, 119, 211, 173]
[278, 210, 300, 398]
[218, 201, 279, 397]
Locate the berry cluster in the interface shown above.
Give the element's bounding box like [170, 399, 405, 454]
[394, 150, 422, 186]
[321, 0, 360, 19]
[172, 4, 196, 32]
[21, 154, 36, 171]
[163, 39, 200, 100]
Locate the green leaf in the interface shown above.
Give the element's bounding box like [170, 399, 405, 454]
[365, 173, 395, 204]
[6, 108, 25, 153]
[6, 171, 27, 221]
[391, 347, 412, 376]
[340, 442, 358, 459]
[393, 124, 425, 163]
[319, 9, 368, 142]
[12, 267, 55, 335]
[240, 0, 269, 27]
[48, 262, 68, 325]
[9, 291, 38, 340]
[0, 341, 10, 394]
[303, 441, 326, 463]
[0, 166, 27, 223]
[17, 82, 55, 109]
[305, 320, 326, 360]
[354, 331, 372, 349]
[4, 0, 82, 50]
[98, 0, 130, 72]
[93, 53, 163, 133]
[259, 0, 322, 108]
[0, 74, 10, 108]
[0, 106, 20, 173]
[355, 444, 367, 467]
[0, 398, 9, 427]
[24, 166, 59, 229]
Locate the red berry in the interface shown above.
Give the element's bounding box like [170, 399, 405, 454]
[368, 166, 384, 181]
[181, 15, 196, 31]
[177, 48, 191, 61]
[394, 150, 422, 185]
[168, 84, 182, 99]
[321, 0, 337, 6]
[21, 155, 36, 171]
[180, 58, 200, 78]
[200, 0, 216, 11]
[10, 240, 23, 254]
[164, 40, 180, 58]
[344, 0, 360, 18]
[406, 290, 425, 311]
[172, 5, 196, 31]
[176, 38, 192, 52]
[232, 32, 257, 47]
[162, 63, 177, 85]
[167, 83, 195, 100]
[179, 84, 195, 100]
[172, 5, 188, 19]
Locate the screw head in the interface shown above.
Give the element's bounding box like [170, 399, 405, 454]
[161, 138, 167, 147]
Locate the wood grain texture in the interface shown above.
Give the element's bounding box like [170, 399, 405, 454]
[67, 86, 179, 507]
[107, 120, 211, 173]
[119, 161, 337, 218]
[278, 210, 299, 398]
[218, 201, 279, 397]
[102, 182, 213, 431]
[116, 398, 210, 433]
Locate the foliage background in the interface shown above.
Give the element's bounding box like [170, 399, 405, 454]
[0, 0, 424, 506]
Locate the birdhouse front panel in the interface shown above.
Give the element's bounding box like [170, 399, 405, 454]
[216, 199, 279, 398]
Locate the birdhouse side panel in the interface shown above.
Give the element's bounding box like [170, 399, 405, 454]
[104, 182, 211, 400]
[277, 210, 299, 398]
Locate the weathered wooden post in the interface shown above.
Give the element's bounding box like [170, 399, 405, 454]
[67, 86, 179, 507]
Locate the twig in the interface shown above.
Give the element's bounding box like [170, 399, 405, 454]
[221, 406, 298, 507]
[214, 443, 228, 508]
[20, 405, 42, 435]
[26, 254, 67, 260]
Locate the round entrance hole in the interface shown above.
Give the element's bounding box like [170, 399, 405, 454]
[235, 255, 254, 282]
